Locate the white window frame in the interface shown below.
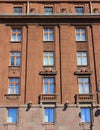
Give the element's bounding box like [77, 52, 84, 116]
[43, 28, 54, 41]
[76, 28, 86, 41]
[43, 52, 54, 66]
[10, 52, 21, 66]
[78, 77, 90, 94]
[77, 52, 88, 66]
[11, 28, 22, 42]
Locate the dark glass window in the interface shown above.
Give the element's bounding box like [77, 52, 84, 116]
[14, 7, 22, 14]
[44, 7, 53, 15]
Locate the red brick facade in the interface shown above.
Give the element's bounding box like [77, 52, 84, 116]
[0, 0, 100, 130]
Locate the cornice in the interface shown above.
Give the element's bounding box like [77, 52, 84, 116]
[0, 0, 100, 3]
[0, 14, 99, 25]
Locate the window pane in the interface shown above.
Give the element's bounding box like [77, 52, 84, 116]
[12, 34, 16, 41]
[76, 33, 80, 41]
[11, 57, 14, 65]
[44, 84, 48, 94]
[83, 57, 87, 65]
[44, 57, 48, 66]
[8, 84, 13, 94]
[79, 84, 83, 94]
[12, 29, 16, 33]
[50, 58, 54, 65]
[16, 57, 20, 66]
[50, 33, 54, 41]
[81, 108, 86, 122]
[44, 34, 48, 41]
[50, 84, 54, 94]
[49, 108, 54, 122]
[86, 108, 91, 122]
[82, 33, 86, 41]
[18, 34, 21, 41]
[16, 84, 20, 94]
[85, 84, 90, 93]
[77, 57, 82, 65]
[44, 108, 49, 122]
[8, 108, 18, 123]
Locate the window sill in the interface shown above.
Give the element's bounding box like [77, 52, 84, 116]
[42, 122, 55, 125]
[74, 70, 92, 75]
[74, 67, 92, 75]
[9, 66, 20, 69]
[5, 94, 20, 100]
[77, 65, 88, 67]
[39, 68, 57, 75]
[9, 66, 20, 67]
[79, 122, 93, 126]
[43, 65, 54, 68]
[43, 41, 55, 43]
[8, 66, 20, 73]
[43, 40, 55, 42]
[76, 40, 87, 42]
[3, 122, 18, 126]
[10, 41, 21, 43]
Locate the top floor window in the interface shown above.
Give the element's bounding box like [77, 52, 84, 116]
[75, 7, 84, 14]
[14, 7, 22, 14]
[44, 7, 53, 15]
[76, 28, 86, 41]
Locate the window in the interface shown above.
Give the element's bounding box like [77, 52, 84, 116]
[78, 78, 90, 94]
[77, 52, 88, 66]
[75, 7, 84, 14]
[81, 108, 91, 123]
[43, 78, 55, 94]
[11, 28, 22, 42]
[76, 28, 86, 41]
[44, 7, 53, 15]
[10, 52, 21, 66]
[43, 28, 54, 41]
[43, 52, 54, 66]
[7, 108, 18, 123]
[14, 7, 22, 14]
[8, 78, 20, 94]
[44, 108, 54, 123]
